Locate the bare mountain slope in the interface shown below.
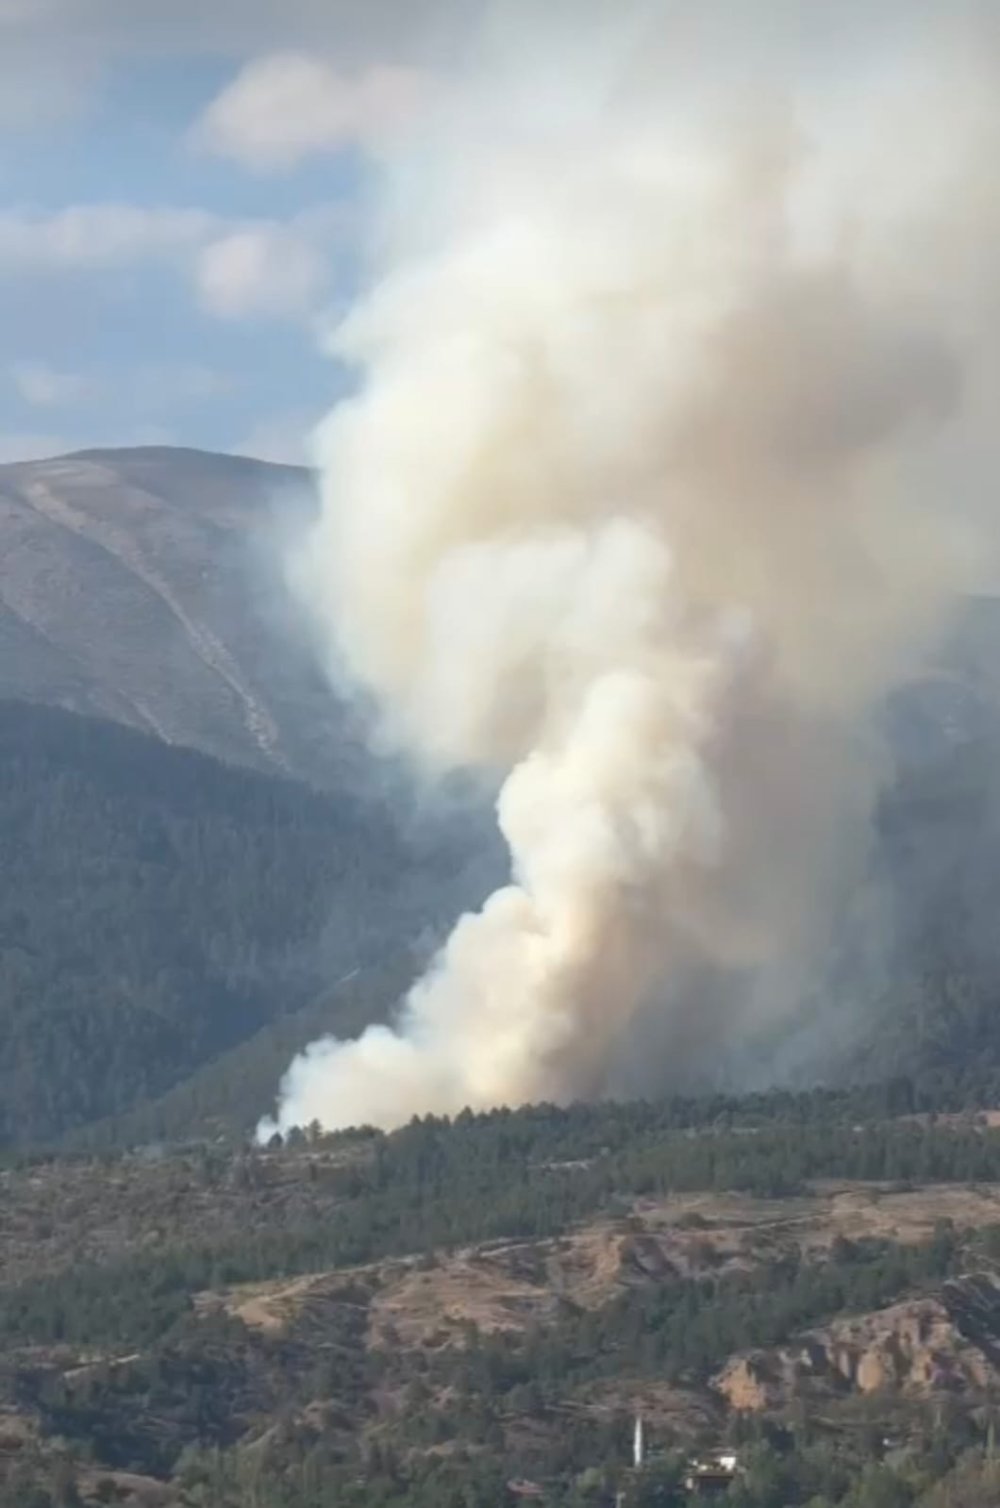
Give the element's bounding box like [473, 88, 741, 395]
[0, 446, 367, 788]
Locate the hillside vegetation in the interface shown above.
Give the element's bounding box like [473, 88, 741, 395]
[6, 1094, 1000, 1505]
[5, 680, 1000, 1150]
[0, 699, 494, 1147]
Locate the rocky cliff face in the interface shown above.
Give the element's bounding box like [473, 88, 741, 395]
[714, 1271, 1000, 1410]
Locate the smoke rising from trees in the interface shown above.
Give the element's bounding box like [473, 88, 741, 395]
[260, 0, 1000, 1136]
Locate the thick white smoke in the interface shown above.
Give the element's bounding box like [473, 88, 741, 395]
[260, 1, 1000, 1137]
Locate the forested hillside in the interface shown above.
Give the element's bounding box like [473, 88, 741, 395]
[0, 699, 496, 1147]
[6, 673, 1000, 1504]
[5, 1093, 1000, 1506]
[6, 679, 1000, 1149]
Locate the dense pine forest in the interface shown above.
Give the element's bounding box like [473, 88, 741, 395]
[0, 699, 496, 1147]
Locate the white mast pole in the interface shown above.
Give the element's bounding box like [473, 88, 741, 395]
[633, 1415, 644, 1470]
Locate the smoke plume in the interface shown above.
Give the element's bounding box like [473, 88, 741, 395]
[260, 0, 1000, 1136]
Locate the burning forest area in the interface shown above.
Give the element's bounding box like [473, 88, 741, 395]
[4, 1, 1000, 1506]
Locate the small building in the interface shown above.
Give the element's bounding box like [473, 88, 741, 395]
[683, 1452, 741, 1498]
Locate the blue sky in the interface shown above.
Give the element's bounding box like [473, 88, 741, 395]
[0, 0, 465, 465]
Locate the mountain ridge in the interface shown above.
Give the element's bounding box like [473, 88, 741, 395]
[0, 445, 363, 789]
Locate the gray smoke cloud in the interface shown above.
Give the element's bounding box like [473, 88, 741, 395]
[259, 0, 1000, 1137]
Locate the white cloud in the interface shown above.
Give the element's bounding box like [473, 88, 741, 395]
[195, 224, 329, 321]
[0, 205, 217, 272]
[11, 362, 96, 407]
[193, 53, 427, 171]
[0, 0, 474, 130]
[10, 360, 236, 410]
[0, 204, 338, 324]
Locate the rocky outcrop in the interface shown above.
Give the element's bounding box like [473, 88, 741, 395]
[714, 1273, 1000, 1410]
